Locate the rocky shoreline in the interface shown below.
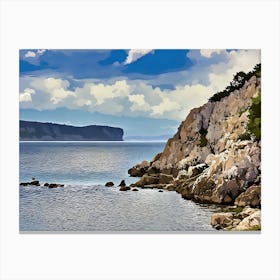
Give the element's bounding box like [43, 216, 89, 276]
[125, 73, 261, 231]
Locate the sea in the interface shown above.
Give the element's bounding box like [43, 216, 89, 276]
[19, 141, 216, 232]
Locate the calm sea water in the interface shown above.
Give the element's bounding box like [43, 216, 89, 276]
[19, 142, 216, 232]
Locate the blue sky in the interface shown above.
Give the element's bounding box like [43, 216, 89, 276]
[19, 49, 260, 137]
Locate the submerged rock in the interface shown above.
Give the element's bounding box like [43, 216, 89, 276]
[132, 188, 139, 191]
[105, 181, 114, 187]
[119, 180, 126, 187]
[119, 186, 131, 191]
[20, 180, 40, 186]
[48, 183, 64, 188]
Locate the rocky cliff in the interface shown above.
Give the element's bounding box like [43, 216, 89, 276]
[128, 69, 261, 230]
[20, 121, 124, 141]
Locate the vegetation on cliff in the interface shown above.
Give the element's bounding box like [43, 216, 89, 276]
[209, 64, 261, 102]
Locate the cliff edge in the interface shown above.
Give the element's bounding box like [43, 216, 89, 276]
[129, 65, 261, 230]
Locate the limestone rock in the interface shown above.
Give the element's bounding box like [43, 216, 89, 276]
[233, 210, 261, 230]
[159, 173, 174, 184]
[234, 185, 261, 207]
[210, 213, 234, 230]
[133, 174, 160, 187]
[127, 75, 261, 207]
[128, 160, 150, 177]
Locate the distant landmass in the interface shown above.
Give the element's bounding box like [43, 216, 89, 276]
[20, 120, 123, 141]
[124, 135, 172, 141]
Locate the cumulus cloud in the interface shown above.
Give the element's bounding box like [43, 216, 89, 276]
[37, 49, 46, 54]
[19, 88, 35, 102]
[124, 49, 153, 65]
[89, 80, 130, 105]
[30, 77, 74, 104]
[200, 49, 224, 58]
[25, 51, 36, 58]
[24, 49, 46, 58]
[19, 49, 261, 121]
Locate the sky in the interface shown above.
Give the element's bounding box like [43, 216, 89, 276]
[19, 49, 261, 137]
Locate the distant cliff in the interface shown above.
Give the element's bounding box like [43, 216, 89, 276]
[20, 121, 124, 141]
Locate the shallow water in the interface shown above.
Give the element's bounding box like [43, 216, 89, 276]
[19, 142, 216, 232]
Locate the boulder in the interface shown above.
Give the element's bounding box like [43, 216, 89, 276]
[158, 190, 164, 192]
[30, 180, 40, 186]
[105, 181, 114, 187]
[234, 185, 261, 207]
[44, 183, 49, 187]
[48, 183, 64, 188]
[128, 160, 150, 177]
[187, 163, 208, 178]
[132, 188, 139, 191]
[237, 206, 259, 219]
[211, 179, 243, 204]
[166, 184, 176, 191]
[20, 180, 40, 186]
[233, 210, 261, 230]
[159, 173, 174, 184]
[119, 180, 126, 187]
[210, 213, 234, 229]
[119, 186, 131, 191]
[133, 174, 160, 187]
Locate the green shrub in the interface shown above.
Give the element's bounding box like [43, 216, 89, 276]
[247, 90, 261, 141]
[209, 63, 261, 103]
[238, 90, 261, 142]
[238, 132, 251, 141]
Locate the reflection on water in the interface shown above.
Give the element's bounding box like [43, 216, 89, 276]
[19, 142, 216, 232]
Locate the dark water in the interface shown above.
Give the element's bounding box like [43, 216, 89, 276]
[19, 142, 216, 232]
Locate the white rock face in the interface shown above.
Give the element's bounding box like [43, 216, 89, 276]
[149, 76, 261, 205]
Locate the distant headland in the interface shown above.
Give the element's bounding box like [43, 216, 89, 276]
[20, 120, 124, 141]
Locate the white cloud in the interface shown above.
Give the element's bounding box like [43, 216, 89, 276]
[151, 97, 180, 117]
[37, 49, 46, 54]
[19, 88, 35, 102]
[19, 49, 261, 120]
[200, 49, 224, 58]
[30, 77, 74, 104]
[128, 94, 149, 112]
[25, 51, 36, 58]
[24, 49, 46, 59]
[89, 80, 130, 105]
[124, 49, 153, 65]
